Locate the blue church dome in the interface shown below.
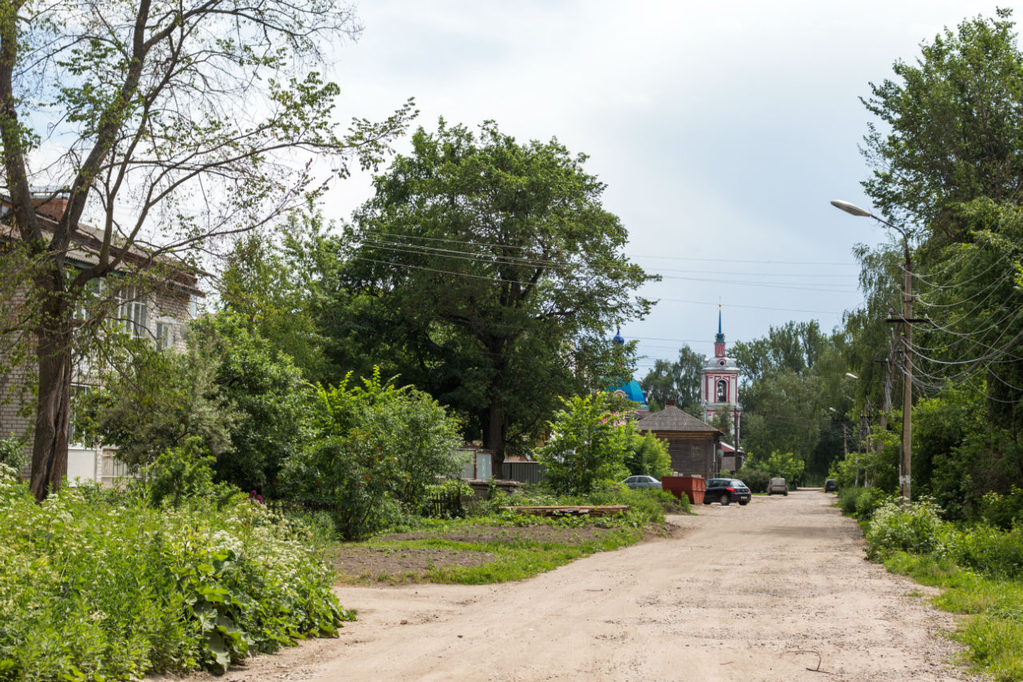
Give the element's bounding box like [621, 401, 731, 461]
[607, 329, 647, 408]
[610, 379, 648, 407]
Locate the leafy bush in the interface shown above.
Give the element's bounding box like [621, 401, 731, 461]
[735, 467, 770, 493]
[145, 438, 239, 509]
[81, 314, 317, 495]
[979, 488, 1023, 530]
[943, 524, 1023, 580]
[187, 313, 316, 494]
[281, 368, 463, 540]
[855, 487, 893, 520]
[536, 393, 630, 495]
[624, 431, 671, 479]
[865, 498, 945, 559]
[77, 338, 240, 471]
[838, 485, 861, 516]
[838, 486, 893, 520]
[0, 475, 348, 680]
[0, 435, 26, 472]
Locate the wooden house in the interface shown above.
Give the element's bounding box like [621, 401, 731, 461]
[635, 401, 722, 479]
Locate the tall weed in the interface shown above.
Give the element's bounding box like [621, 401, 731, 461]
[0, 474, 348, 680]
[865, 498, 945, 559]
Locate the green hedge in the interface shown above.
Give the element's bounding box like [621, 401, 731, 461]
[0, 466, 349, 680]
[864, 497, 1023, 581]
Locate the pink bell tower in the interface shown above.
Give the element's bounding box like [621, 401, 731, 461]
[701, 307, 742, 444]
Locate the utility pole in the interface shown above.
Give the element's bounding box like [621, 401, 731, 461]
[883, 237, 928, 503]
[899, 239, 913, 503]
[831, 200, 926, 505]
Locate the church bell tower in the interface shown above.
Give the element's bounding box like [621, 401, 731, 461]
[701, 308, 741, 444]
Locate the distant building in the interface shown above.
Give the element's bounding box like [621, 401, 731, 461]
[701, 309, 742, 445]
[635, 401, 722, 479]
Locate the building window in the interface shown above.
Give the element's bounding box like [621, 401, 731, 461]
[75, 278, 103, 321]
[716, 379, 728, 403]
[118, 286, 148, 338]
[155, 320, 173, 350]
[68, 384, 93, 447]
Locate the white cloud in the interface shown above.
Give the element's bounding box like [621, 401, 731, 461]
[319, 0, 995, 361]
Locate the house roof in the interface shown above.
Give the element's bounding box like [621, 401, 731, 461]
[1, 196, 203, 296]
[636, 404, 721, 434]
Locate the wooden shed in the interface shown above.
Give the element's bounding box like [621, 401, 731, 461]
[635, 402, 722, 479]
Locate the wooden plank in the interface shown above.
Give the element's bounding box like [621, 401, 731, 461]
[501, 505, 629, 517]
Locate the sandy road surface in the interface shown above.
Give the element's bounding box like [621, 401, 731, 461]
[214, 490, 977, 682]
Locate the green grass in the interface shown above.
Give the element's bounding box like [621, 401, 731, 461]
[883, 551, 1023, 681]
[333, 521, 645, 585]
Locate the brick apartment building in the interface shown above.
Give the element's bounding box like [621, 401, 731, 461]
[1, 193, 201, 485]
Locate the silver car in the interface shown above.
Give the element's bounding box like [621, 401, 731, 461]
[767, 477, 788, 496]
[622, 475, 662, 490]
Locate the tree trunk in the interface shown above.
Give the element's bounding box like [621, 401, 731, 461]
[484, 395, 506, 476]
[28, 270, 73, 502]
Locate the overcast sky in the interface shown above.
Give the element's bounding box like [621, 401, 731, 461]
[318, 0, 997, 375]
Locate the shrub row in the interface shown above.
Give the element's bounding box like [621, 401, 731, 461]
[865, 497, 1023, 581]
[0, 466, 348, 681]
[838, 485, 892, 520]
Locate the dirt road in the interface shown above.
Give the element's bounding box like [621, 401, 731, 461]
[216, 490, 976, 681]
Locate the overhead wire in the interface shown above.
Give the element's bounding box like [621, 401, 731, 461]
[355, 236, 859, 292]
[347, 242, 860, 296]
[355, 230, 860, 267]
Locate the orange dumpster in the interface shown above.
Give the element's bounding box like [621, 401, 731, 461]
[662, 475, 705, 505]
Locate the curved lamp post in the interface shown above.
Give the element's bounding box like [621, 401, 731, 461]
[831, 200, 914, 503]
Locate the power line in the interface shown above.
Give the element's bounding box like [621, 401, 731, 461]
[629, 253, 858, 266]
[353, 230, 861, 268]
[657, 298, 845, 315]
[355, 237, 859, 292]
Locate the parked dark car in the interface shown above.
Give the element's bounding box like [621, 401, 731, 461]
[622, 475, 662, 490]
[824, 479, 838, 493]
[767, 477, 788, 496]
[703, 478, 751, 506]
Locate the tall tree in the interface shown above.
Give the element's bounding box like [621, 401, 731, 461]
[731, 321, 850, 475]
[640, 344, 704, 413]
[856, 9, 1023, 496]
[219, 208, 340, 384]
[0, 1, 413, 499]
[335, 120, 655, 468]
[862, 8, 1023, 242]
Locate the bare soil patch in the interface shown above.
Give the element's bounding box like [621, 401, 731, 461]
[328, 546, 497, 581]
[328, 520, 685, 583]
[377, 524, 614, 545]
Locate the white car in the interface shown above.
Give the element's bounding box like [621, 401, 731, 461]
[622, 475, 662, 490]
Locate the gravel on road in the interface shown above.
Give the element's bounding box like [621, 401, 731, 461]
[200, 489, 979, 682]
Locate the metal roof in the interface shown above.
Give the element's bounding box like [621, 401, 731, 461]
[636, 404, 721, 434]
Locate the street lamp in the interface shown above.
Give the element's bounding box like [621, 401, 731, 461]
[831, 199, 914, 503]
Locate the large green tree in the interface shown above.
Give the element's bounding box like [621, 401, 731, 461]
[732, 321, 851, 476]
[0, 0, 413, 499]
[639, 344, 704, 413]
[219, 209, 341, 384]
[854, 9, 1023, 498]
[334, 120, 654, 468]
[862, 8, 1023, 242]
